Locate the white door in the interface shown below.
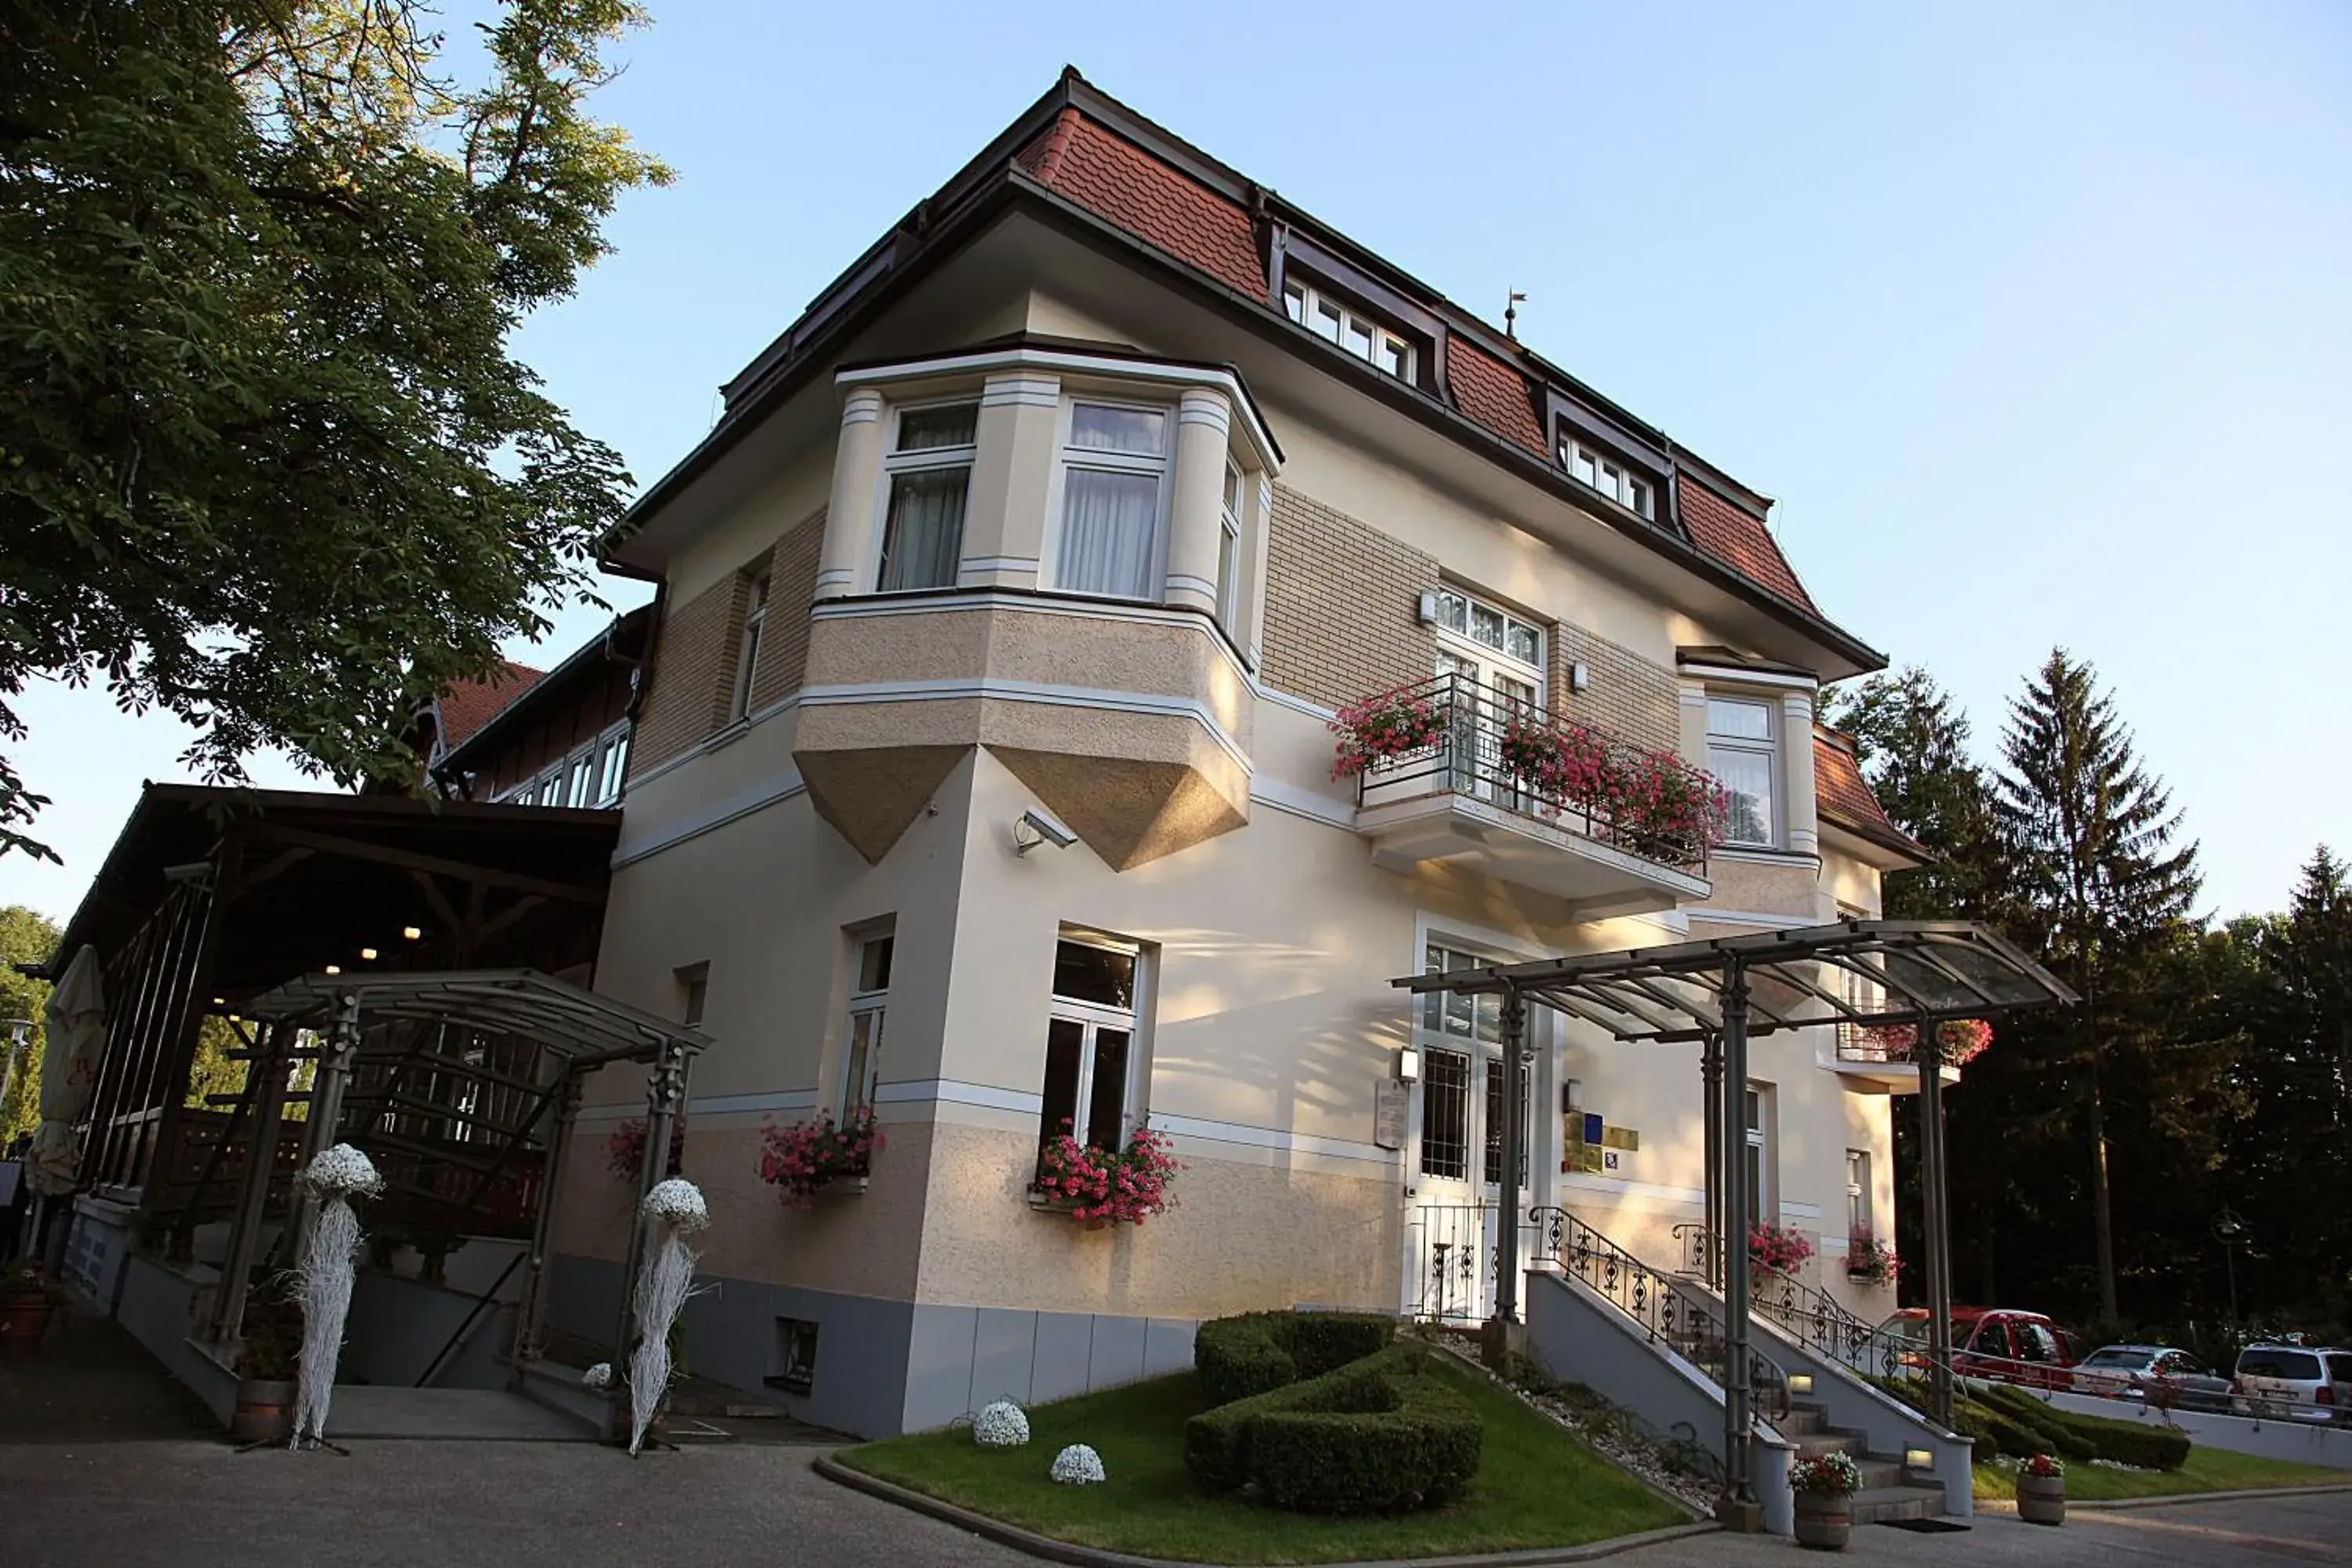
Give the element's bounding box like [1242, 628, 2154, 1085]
[1431, 590, 1544, 809]
[1407, 942, 1536, 1320]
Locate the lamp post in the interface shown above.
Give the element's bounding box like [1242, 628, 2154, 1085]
[2213, 1207, 2245, 1330]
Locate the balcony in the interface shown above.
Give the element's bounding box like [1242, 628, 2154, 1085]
[1831, 1024, 1962, 1095]
[1341, 674, 1713, 916]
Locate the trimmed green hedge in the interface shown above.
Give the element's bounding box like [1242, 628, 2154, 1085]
[1871, 1375, 2191, 1472]
[1192, 1311, 1396, 1408]
[1185, 1344, 1483, 1512]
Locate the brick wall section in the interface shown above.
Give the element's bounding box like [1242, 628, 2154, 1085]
[1261, 485, 1438, 712]
[747, 508, 826, 713]
[630, 559, 762, 777]
[1548, 623, 1682, 759]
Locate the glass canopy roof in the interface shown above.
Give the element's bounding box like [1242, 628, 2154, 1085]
[239, 967, 712, 1069]
[1392, 920, 2076, 1044]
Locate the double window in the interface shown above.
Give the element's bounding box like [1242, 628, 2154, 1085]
[879, 401, 978, 592]
[1054, 401, 1169, 601]
[839, 931, 891, 1121]
[1706, 695, 1779, 847]
[498, 720, 631, 808]
[1561, 437, 1653, 518]
[1283, 278, 1414, 381]
[1037, 935, 1145, 1156]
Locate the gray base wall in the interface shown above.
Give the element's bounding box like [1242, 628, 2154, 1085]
[548, 1252, 1196, 1439]
[114, 1251, 239, 1425]
[342, 1266, 518, 1391]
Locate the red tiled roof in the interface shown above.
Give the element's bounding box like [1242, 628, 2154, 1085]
[1678, 475, 1818, 613]
[1814, 729, 1924, 859]
[1446, 336, 1548, 457]
[1013, 103, 1826, 620]
[1017, 109, 1266, 300]
[437, 661, 543, 750]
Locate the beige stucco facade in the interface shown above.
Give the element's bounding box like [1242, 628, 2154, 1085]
[557, 233, 1922, 1432]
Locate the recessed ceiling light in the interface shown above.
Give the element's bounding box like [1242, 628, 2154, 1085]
[323, 964, 342, 976]
[358, 947, 378, 960]
[402, 926, 423, 941]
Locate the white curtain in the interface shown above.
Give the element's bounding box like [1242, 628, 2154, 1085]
[1058, 469, 1158, 598]
[880, 468, 967, 591]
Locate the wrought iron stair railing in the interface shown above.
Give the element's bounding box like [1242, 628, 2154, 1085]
[1528, 1207, 1790, 1424]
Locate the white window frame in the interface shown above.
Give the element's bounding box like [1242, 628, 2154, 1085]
[1041, 394, 1174, 603]
[1283, 278, 1416, 382]
[838, 929, 892, 1122]
[1412, 940, 1533, 1194]
[730, 572, 769, 723]
[493, 720, 632, 808]
[1744, 1083, 1774, 1224]
[1706, 693, 1781, 848]
[1559, 437, 1653, 518]
[1038, 931, 1150, 1155]
[1846, 1149, 1871, 1244]
[873, 397, 980, 593]
[1217, 459, 1244, 631]
[1430, 586, 1545, 677]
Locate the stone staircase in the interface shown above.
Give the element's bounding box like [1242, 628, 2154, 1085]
[1779, 1402, 1949, 1523]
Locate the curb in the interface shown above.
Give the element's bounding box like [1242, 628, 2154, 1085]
[813, 1453, 1722, 1568]
[1977, 1480, 2352, 1515]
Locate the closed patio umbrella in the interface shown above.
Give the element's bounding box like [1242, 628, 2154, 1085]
[28, 946, 106, 1198]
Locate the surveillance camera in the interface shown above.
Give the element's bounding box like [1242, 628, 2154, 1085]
[1014, 808, 1078, 854]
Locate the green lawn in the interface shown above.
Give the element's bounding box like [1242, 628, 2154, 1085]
[1975, 1446, 2348, 1503]
[835, 1363, 1691, 1565]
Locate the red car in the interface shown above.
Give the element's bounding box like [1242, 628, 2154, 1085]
[1877, 1307, 2079, 1389]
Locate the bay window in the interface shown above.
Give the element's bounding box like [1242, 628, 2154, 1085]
[1053, 401, 1169, 600]
[878, 401, 977, 591]
[1707, 695, 1779, 846]
[1217, 460, 1244, 630]
[1036, 934, 1145, 1157]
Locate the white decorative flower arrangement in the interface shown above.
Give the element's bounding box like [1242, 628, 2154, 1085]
[641, 1176, 711, 1232]
[1050, 1443, 1105, 1486]
[973, 1400, 1030, 1448]
[296, 1142, 385, 1200]
[582, 1363, 613, 1391]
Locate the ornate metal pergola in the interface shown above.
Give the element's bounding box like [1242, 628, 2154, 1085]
[1393, 919, 2076, 1524]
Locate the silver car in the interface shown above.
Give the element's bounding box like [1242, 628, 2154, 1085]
[2231, 1345, 2352, 1424]
[2071, 1344, 2234, 1412]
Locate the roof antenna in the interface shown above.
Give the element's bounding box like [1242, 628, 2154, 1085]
[1505, 290, 1526, 342]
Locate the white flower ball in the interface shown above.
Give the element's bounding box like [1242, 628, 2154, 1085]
[582, 1363, 613, 1390]
[973, 1400, 1029, 1447]
[641, 1176, 710, 1232]
[1050, 1443, 1105, 1486]
[297, 1143, 384, 1200]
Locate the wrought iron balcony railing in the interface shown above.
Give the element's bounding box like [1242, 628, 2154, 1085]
[1339, 673, 1716, 877]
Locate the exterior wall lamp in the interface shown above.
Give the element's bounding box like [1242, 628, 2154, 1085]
[1396, 1047, 1421, 1082]
[1904, 1447, 1935, 1471]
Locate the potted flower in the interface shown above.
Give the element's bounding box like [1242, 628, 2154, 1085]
[1749, 1221, 1816, 1277]
[2016, 1453, 2065, 1526]
[230, 1289, 301, 1443]
[1788, 1450, 1860, 1550]
[606, 1117, 688, 1183]
[759, 1109, 880, 1207]
[1033, 1121, 1180, 1226]
[1846, 1236, 1900, 1287]
[0, 1259, 60, 1354]
[1329, 685, 1446, 780]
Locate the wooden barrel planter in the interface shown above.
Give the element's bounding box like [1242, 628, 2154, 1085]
[230, 1378, 296, 1444]
[1792, 1492, 1852, 1551]
[2016, 1471, 2066, 1526]
[0, 1294, 56, 1353]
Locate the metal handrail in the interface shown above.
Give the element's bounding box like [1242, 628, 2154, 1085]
[1751, 1265, 1907, 1380]
[414, 1247, 528, 1388]
[1530, 1207, 1790, 1423]
[1345, 674, 1714, 876]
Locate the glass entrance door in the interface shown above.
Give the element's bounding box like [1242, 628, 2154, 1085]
[1408, 943, 1537, 1320]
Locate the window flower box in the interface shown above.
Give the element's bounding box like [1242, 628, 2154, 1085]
[760, 1110, 881, 1208]
[1031, 1123, 1179, 1227]
[1330, 686, 1447, 779]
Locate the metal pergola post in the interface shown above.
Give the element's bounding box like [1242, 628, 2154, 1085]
[1917, 1027, 1956, 1426]
[610, 1036, 690, 1442]
[1700, 1029, 1724, 1290]
[1489, 985, 1527, 1351]
[1716, 958, 1757, 1525]
[510, 1073, 583, 1381]
[285, 993, 361, 1258]
[209, 1020, 292, 1348]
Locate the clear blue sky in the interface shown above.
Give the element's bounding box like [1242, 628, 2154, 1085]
[6, 0, 2347, 927]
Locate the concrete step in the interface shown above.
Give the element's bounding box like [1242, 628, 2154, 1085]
[514, 1357, 609, 1437]
[1847, 1483, 1946, 1524]
[1780, 1407, 1824, 1437]
[1851, 1457, 1910, 1490]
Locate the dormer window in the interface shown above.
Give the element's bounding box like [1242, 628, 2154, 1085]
[1283, 279, 1414, 382]
[1561, 437, 1653, 518]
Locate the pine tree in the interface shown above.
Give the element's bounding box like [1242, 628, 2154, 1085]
[1828, 666, 2007, 920]
[1995, 649, 2201, 1323]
